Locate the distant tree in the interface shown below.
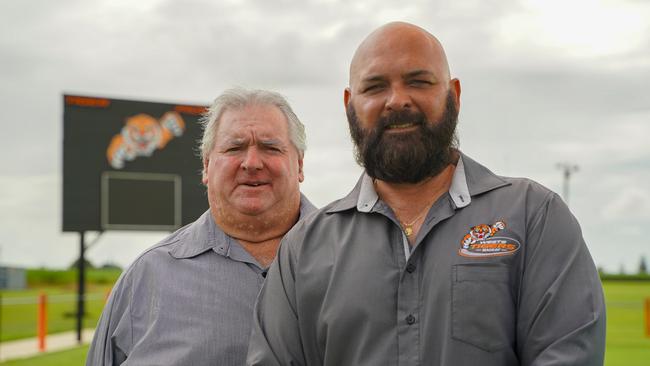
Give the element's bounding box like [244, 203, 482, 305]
[619, 263, 626, 275]
[68, 258, 95, 270]
[640, 256, 648, 275]
[100, 262, 122, 271]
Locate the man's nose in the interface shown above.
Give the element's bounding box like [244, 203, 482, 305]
[385, 85, 412, 111]
[241, 147, 263, 171]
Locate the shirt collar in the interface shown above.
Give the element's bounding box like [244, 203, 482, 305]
[449, 155, 470, 209]
[168, 209, 228, 260]
[327, 151, 509, 214]
[169, 193, 316, 260]
[356, 174, 379, 213]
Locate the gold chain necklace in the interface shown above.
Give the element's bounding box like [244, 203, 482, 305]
[400, 205, 431, 237]
[372, 178, 433, 237]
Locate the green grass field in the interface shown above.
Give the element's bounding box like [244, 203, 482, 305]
[602, 281, 650, 365]
[0, 269, 120, 342]
[0, 279, 647, 365]
[0, 287, 111, 342]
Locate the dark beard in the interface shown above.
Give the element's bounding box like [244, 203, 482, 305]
[347, 91, 458, 184]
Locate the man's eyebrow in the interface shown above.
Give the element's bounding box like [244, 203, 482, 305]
[217, 137, 246, 147]
[259, 139, 285, 147]
[360, 75, 386, 84]
[403, 70, 436, 79]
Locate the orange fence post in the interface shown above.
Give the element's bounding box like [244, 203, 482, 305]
[645, 298, 650, 338]
[37, 293, 47, 352]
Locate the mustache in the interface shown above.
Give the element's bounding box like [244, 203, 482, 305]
[374, 110, 427, 133]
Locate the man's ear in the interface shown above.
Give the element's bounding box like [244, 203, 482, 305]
[298, 157, 304, 183]
[450, 78, 461, 112]
[344, 87, 351, 109]
[202, 158, 209, 185]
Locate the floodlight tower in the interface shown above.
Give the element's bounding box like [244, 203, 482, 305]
[556, 163, 579, 206]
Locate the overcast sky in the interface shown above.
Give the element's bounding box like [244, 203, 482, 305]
[1, 0, 649, 273]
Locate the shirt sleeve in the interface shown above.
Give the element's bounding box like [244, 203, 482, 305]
[86, 270, 133, 366]
[517, 192, 606, 366]
[247, 234, 307, 366]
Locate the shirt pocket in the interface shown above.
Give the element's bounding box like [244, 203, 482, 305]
[451, 264, 515, 352]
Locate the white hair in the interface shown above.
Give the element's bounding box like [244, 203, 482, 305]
[199, 88, 306, 163]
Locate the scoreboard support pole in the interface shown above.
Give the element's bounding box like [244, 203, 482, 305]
[77, 231, 86, 344]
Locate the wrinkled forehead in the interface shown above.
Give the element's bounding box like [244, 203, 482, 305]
[216, 104, 291, 142]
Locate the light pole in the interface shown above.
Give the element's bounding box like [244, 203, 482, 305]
[556, 163, 579, 206]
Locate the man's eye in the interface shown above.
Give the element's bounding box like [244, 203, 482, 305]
[362, 84, 383, 93]
[410, 79, 433, 86]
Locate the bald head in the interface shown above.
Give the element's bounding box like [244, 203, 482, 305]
[349, 22, 451, 88]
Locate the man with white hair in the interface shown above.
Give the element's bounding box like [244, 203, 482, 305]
[87, 88, 315, 365]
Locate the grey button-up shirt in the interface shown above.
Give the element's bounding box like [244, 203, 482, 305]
[248, 154, 605, 366]
[87, 195, 315, 366]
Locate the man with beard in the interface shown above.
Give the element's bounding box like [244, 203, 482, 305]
[247, 22, 605, 366]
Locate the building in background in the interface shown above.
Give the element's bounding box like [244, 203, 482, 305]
[0, 267, 26, 290]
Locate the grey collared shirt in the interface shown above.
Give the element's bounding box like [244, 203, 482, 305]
[248, 154, 605, 366]
[87, 195, 315, 366]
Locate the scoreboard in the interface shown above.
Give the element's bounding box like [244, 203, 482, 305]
[63, 94, 209, 232]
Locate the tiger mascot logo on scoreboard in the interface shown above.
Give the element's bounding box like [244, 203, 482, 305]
[106, 112, 185, 169]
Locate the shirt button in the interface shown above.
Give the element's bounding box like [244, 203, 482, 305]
[261, 271, 268, 278]
[406, 314, 416, 325]
[406, 263, 416, 273]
